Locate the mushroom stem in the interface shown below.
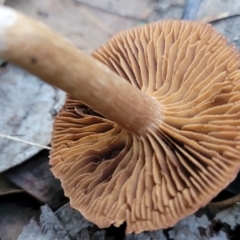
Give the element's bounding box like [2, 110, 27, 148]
[0, 6, 162, 136]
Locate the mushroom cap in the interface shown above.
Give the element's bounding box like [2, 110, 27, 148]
[50, 20, 240, 233]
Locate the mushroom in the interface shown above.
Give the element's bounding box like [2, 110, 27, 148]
[1, 6, 240, 234]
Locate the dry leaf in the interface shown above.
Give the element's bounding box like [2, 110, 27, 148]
[75, 0, 154, 19]
[4, 150, 68, 209]
[5, 0, 140, 53]
[17, 205, 69, 240]
[0, 64, 65, 172]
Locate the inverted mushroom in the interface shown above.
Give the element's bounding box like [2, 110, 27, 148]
[0, 6, 240, 234]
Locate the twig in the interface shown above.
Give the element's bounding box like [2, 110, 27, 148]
[0, 189, 24, 196]
[207, 193, 240, 209]
[202, 12, 240, 23]
[0, 133, 51, 150]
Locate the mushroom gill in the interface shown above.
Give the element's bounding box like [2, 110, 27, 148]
[50, 20, 240, 233]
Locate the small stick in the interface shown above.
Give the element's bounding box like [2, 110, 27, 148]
[208, 193, 240, 209]
[202, 12, 240, 23]
[0, 6, 162, 136]
[0, 133, 51, 150]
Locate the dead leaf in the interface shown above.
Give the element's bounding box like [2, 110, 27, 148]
[18, 203, 240, 240]
[75, 0, 154, 20]
[17, 205, 70, 240]
[4, 150, 68, 209]
[18, 204, 107, 240]
[182, 0, 202, 20]
[197, 0, 240, 51]
[5, 0, 141, 53]
[0, 64, 65, 172]
[55, 203, 93, 238]
[149, 0, 185, 21]
[197, 0, 240, 19]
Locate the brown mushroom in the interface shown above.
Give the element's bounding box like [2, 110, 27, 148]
[1, 7, 240, 234]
